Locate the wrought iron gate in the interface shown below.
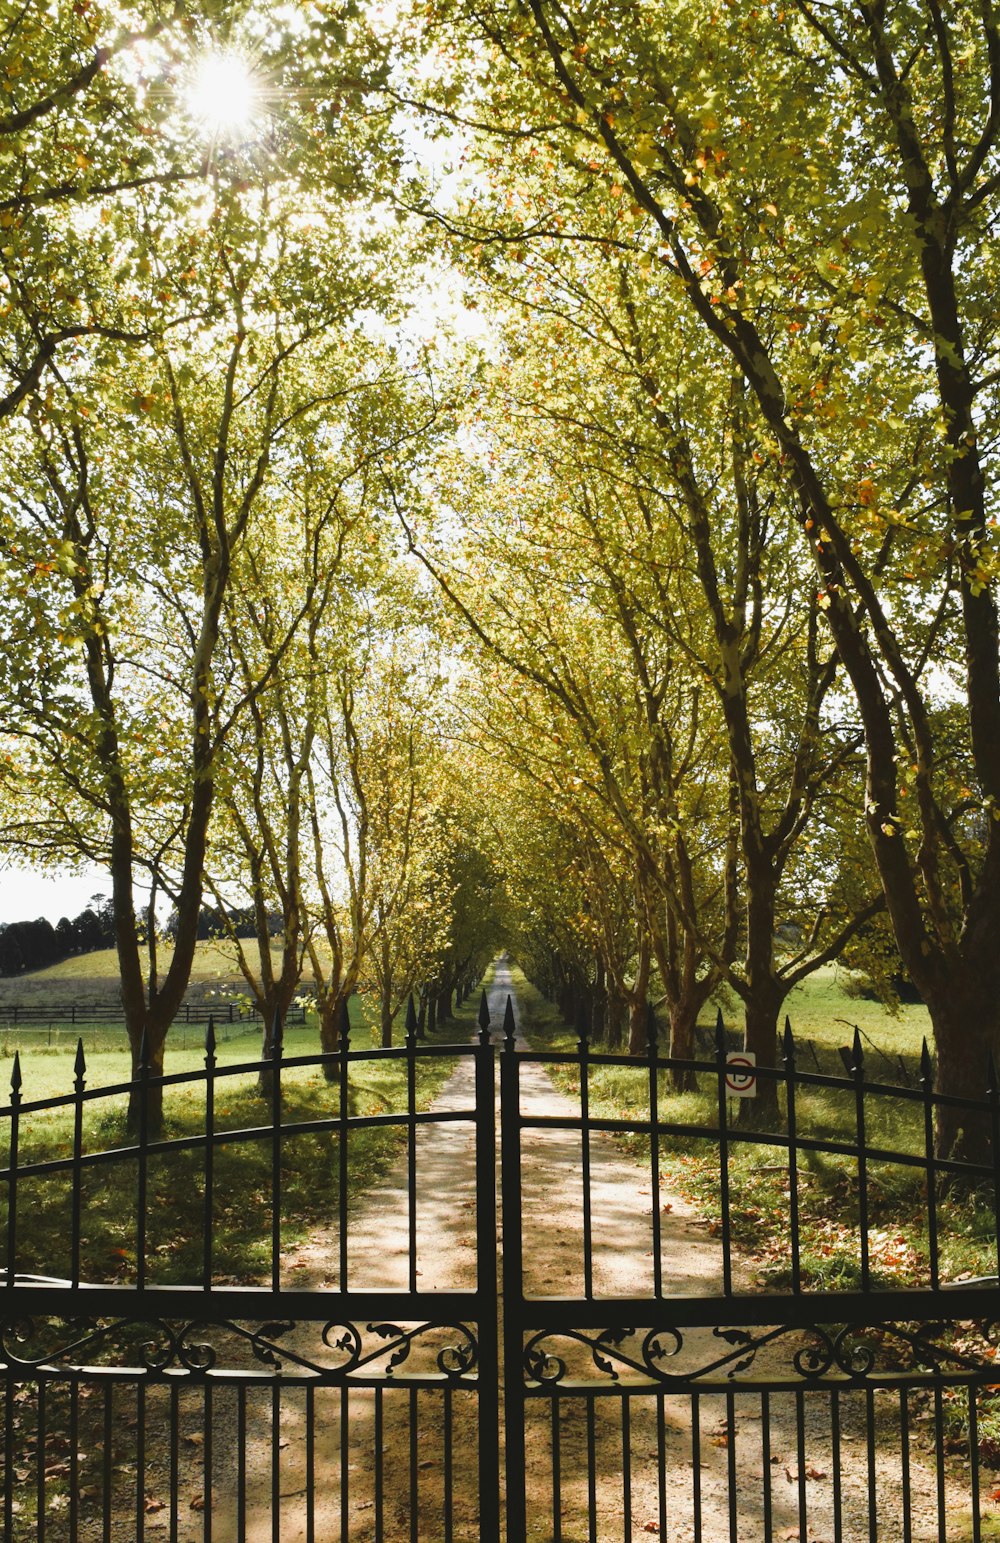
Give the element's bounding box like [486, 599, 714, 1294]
[0, 1013, 499, 1541]
[5, 996, 1000, 1539]
[499, 1010, 1000, 1542]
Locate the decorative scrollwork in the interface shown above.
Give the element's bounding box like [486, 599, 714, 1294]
[521, 1317, 1000, 1389]
[0, 1314, 479, 1384]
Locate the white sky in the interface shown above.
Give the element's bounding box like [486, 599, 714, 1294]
[0, 865, 112, 927]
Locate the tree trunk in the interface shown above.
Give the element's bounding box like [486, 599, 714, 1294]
[381, 974, 394, 1049]
[739, 979, 783, 1124]
[627, 932, 652, 1055]
[427, 995, 437, 1037]
[924, 975, 999, 1165]
[606, 989, 625, 1050]
[319, 998, 342, 1081]
[591, 957, 607, 1044]
[667, 1000, 699, 1092]
[437, 985, 452, 1024]
[126, 1025, 167, 1135]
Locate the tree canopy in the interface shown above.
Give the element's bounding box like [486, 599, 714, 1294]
[2, 0, 997, 1155]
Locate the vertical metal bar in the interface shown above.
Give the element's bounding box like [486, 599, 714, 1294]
[340, 1385, 349, 1543]
[501, 1023, 527, 1543]
[271, 1382, 280, 1543]
[103, 1380, 113, 1543]
[375, 1386, 384, 1543]
[579, 1009, 593, 1300]
[6, 1053, 21, 1286]
[865, 1385, 877, 1542]
[899, 1386, 912, 1543]
[761, 1391, 772, 1541]
[551, 1401, 562, 1543]
[831, 1389, 843, 1543]
[338, 1001, 350, 1290]
[715, 1013, 733, 1296]
[203, 1019, 216, 1290]
[70, 1375, 80, 1538]
[970, 1385, 982, 1543]
[136, 1378, 146, 1543]
[648, 1005, 662, 1299]
[443, 1386, 454, 1543]
[270, 1011, 283, 1294]
[407, 1011, 418, 1295]
[137, 1031, 150, 1291]
[475, 1022, 500, 1543]
[621, 1396, 632, 1542]
[237, 1385, 247, 1543]
[783, 1019, 801, 1291]
[38, 1375, 46, 1543]
[851, 1028, 870, 1290]
[306, 1384, 315, 1543]
[989, 1051, 1000, 1281]
[201, 1382, 211, 1543]
[692, 1390, 702, 1543]
[921, 1040, 940, 1288]
[796, 1388, 808, 1542]
[410, 1387, 419, 1543]
[586, 1394, 597, 1540]
[934, 1383, 947, 1536]
[727, 1389, 738, 1543]
[72, 1040, 86, 1285]
[656, 1392, 668, 1539]
[169, 1382, 179, 1543]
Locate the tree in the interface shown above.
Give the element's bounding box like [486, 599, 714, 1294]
[397, 0, 1000, 1157]
[0, 158, 400, 1126]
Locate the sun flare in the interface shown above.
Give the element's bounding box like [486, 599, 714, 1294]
[185, 52, 259, 137]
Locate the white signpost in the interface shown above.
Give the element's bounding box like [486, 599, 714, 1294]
[724, 1051, 757, 1098]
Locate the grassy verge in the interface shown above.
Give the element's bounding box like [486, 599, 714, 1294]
[0, 991, 477, 1287]
[508, 966, 998, 1293]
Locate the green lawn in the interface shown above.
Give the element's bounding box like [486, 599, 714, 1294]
[0, 988, 477, 1287]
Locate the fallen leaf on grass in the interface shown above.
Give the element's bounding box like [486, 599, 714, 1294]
[190, 1495, 206, 1511]
[144, 1497, 165, 1513]
[642, 1525, 660, 1535]
[184, 1433, 204, 1447]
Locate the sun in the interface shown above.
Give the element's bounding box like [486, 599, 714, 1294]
[185, 52, 259, 137]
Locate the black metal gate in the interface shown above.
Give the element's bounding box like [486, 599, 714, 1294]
[0, 1013, 499, 1541]
[5, 995, 1000, 1540]
[499, 1010, 1000, 1542]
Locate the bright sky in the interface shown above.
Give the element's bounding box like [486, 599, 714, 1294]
[0, 865, 111, 927]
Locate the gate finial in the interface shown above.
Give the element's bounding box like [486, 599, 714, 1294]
[503, 994, 516, 1049]
[478, 989, 490, 1039]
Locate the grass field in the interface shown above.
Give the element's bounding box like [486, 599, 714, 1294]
[0, 985, 479, 1287]
[509, 965, 996, 1294]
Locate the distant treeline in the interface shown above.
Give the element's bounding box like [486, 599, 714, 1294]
[0, 901, 274, 976]
[0, 898, 117, 976]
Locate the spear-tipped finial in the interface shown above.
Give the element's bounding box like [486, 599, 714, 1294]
[339, 995, 351, 1050]
[646, 1001, 658, 1058]
[74, 1036, 86, 1089]
[205, 1016, 217, 1063]
[10, 1050, 21, 1096]
[138, 1027, 150, 1075]
[920, 1036, 932, 1083]
[782, 1015, 795, 1064]
[715, 1007, 725, 1058]
[478, 990, 491, 1038]
[270, 1006, 283, 1059]
[503, 994, 517, 1049]
[851, 1025, 864, 1077]
[405, 992, 418, 1047]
